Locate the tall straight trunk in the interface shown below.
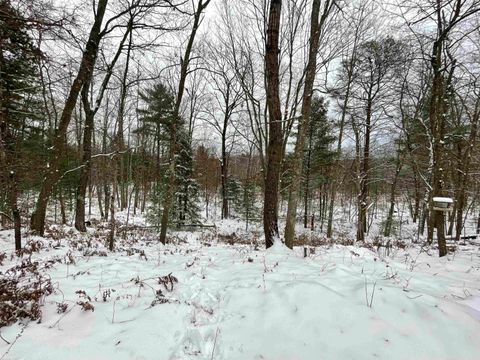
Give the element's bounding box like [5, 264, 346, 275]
[133, 185, 139, 216]
[454, 116, 479, 240]
[384, 149, 403, 237]
[58, 188, 67, 225]
[108, 166, 117, 251]
[31, 0, 108, 235]
[141, 184, 147, 213]
[303, 141, 312, 229]
[353, 120, 364, 242]
[427, 37, 449, 256]
[116, 30, 133, 211]
[221, 121, 229, 219]
[74, 107, 94, 232]
[8, 172, 21, 251]
[159, 0, 211, 244]
[97, 184, 104, 219]
[263, 0, 283, 249]
[284, 0, 334, 249]
[359, 94, 373, 239]
[412, 171, 420, 223]
[326, 118, 347, 238]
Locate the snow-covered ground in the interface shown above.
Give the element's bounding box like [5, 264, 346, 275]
[1, 220, 479, 360]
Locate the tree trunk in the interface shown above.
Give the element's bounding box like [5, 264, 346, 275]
[221, 132, 229, 219]
[75, 107, 94, 232]
[353, 120, 364, 242]
[361, 97, 372, 233]
[303, 142, 312, 229]
[31, 0, 108, 235]
[108, 167, 116, 251]
[116, 30, 133, 211]
[384, 149, 403, 237]
[58, 188, 67, 225]
[97, 184, 104, 219]
[284, 0, 333, 249]
[8, 172, 21, 251]
[263, 0, 283, 249]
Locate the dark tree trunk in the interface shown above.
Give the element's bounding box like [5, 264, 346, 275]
[75, 107, 94, 232]
[108, 168, 116, 251]
[97, 184, 104, 219]
[31, 0, 108, 235]
[384, 150, 403, 237]
[455, 103, 479, 241]
[263, 0, 283, 249]
[58, 188, 67, 225]
[116, 29, 133, 211]
[221, 130, 229, 219]
[357, 91, 373, 242]
[353, 120, 364, 242]
[8, 172, 21, 251]
[303, 144, 312, 229]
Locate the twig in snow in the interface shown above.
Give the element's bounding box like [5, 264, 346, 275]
[407, 294, 423, 300]
[0, 333, 10, 345]
[370, 281, 377, 308]
[49, 303, 75, 329]
[112, 300, 116, 324]
[211, 327, 220, 360]
[364, 277, 368, 306]
[364, 278, 377, 308]
[0, 324, 27, 360]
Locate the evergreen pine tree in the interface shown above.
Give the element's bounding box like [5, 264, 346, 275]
[0, 0, 44, 248]
[137, 82, 200, 227]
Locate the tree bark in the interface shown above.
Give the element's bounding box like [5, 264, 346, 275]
[384, 148, 403, 237]
[263, 0, 283, 249]
[221, 107, 229, 219]
[8, 172, 21, 251]
[75, 106, 93, 232]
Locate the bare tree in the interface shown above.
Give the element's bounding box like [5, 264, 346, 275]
[202, 41, 242, 219]
[74, 14, 134, 232]
[30, 0, 109, 235]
